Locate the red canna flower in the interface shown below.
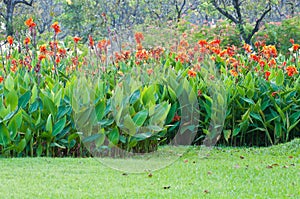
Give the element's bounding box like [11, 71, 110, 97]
[286, 66, 298, 77]
[292, 44, 299, 51]
[243, 43, 252, 53]
[172, 115, 181, 122]
[7, 36, 13, 45]
[0, 76, 4, 83]
[265, 71, 271, 80]
[271, 92, 278, 97]
[188, 69, 197, 78]
[24, 37, 31, 45]
[259, 60, 266, 67]
[198, 39, 207, 47]
[89, 35, 94, 48]
[134, 32, 144, 44]
[39, 45, 47, 53]
[38, 54, 46, 61]
[51, 22, 61, 34]
[230, 69, 238, 77]
[55, 56, 61, 64]
[25, 17, 36, 28]
[73, 36, 81, 44]
[250, 54, 260, 62]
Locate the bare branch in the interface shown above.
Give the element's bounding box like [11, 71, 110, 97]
[232, 0, 243, 24]
[246, 4, 272, 43]
[210, 0, 238, 24]
[14, 0, 33, 6]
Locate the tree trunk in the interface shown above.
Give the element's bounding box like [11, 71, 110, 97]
[6, 1, 14, 36]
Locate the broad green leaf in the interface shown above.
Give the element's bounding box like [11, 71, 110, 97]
[46, 114, 53, 133]
[133, 109, 148, 127]
[6, 90, 18, 110]
[0, 124, 10, 146]
[276, 70, 284, 86]
[16, 138, 27, 153]
[223, 130, 231, 142]
[52, 116, 66, 136]
[122, 114, 136, 136]
[18, 91, 31, 109]
[108, 127, 119, 145]
[95, 100, 106, 121]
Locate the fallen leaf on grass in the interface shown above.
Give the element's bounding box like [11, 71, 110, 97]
[288, 156, 293, 159]
[207, 171, 212, 175]
[204, 190, 209, 194]
[240, 156, 245, 159]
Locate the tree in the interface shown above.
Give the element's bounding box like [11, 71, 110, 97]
[0, 0, 34, 36]
[210, 0, 273, 44]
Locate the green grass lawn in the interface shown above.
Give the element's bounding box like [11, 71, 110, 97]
[0, 139, 299, 199]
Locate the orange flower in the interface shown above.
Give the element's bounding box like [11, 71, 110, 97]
[55, 56, 61, 64]
[0, 76, 4, 83]
[7, 36, 13, 45]
[292, 44, 299, 51]
[259, 60, 266, 67]
[38, 54, 46, 61]
[73, 36, 81, 44]
[198, 39, 207, 47]
[147, 68, 153, 75]
[97, 39, 110, 51]
[230, 69, 238, 77]
[51, 22, 61, 34]
[25, 17, 36, 28]
[24, 37, 31, 45]
[250, 54, 260, 62]
[188, 69, 197, 78]
[89, 35, 94, 48]
[286, 66, 298, 77]
[135, 49, 149, 60]
[290, 39, 294, 44]
[265, 71, 271, 80]
[243, 43, 252, 53]
[134, 32, 144, 44]
[268, 58, 276, 68]
[39, 45, 47, 53]
[210, 39, 221, 46]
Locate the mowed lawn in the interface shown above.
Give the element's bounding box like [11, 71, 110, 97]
[0, 139, 299, 199]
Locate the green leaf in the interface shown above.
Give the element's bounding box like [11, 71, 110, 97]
[122, 114, 136, 136]
[133, 132, 152, 141]
[133, 109, 148, 127]
[16, 138, 27, 153]
[240, 97, 255, 105]
[46, 114, 53, 133]
[223, 130, 231, 142]
[108, 127, 119, 145]
[95, 100, 106, 121]
[52, 116, 66, 136]
[4, 75, 14, 91]
[0, 124, 10, 146]
[233, 127, 240, 136]
[29, 100, 40, 113]
[18, 91, 31, 109]
[276, 70, 284, 86]
[6, 90, 18, 110]
[141, 85, 156, 105]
